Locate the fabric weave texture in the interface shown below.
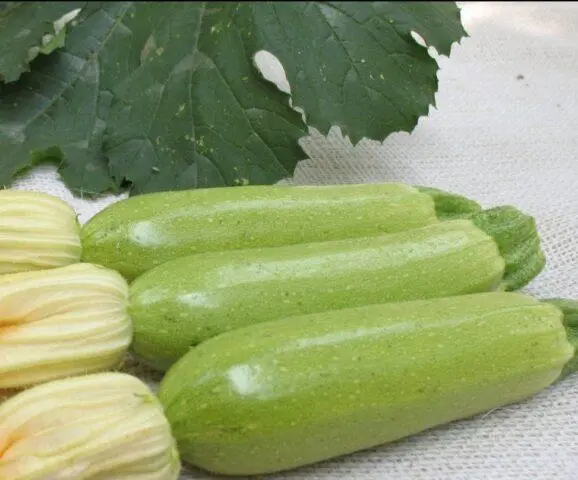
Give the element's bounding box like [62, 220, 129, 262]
[10, 2, 578, 478]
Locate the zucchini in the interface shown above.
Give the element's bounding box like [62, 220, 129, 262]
[129, 206, 544, 372]
[158, 292, 577, 477]
[80, 183, 479, 280]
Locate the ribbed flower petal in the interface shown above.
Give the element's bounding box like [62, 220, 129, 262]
[0, 190, 81, 274]
[0, 372, 181, 479]
[0, 263, 132, 389]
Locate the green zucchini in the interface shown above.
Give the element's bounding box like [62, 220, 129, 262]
[80, 183, 480, 280]
[158, 292, 577, 476]
[129, 206, 544, 372]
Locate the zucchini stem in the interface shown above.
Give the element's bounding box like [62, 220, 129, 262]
[415, 187, 546, 292]
[542, 298, 578, 379]
[415, 185, 483, 220]
[469, 206, 545, 291]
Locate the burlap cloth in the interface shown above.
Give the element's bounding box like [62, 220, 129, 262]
[10, 2, 578, 478]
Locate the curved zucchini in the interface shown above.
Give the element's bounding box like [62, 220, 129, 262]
[129, 206, 543, 372]
[80, 183, 477, 280]
[158, 292, 577, 476]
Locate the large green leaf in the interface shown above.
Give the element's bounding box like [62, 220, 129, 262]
[0, 1, 466, 196]
[103, 3, 308, 195]
[239, 2, 467, 143]
[0, 3, 128, 195]
[0, 1, 85, 83]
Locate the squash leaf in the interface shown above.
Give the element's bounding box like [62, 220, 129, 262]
[0, 1, 85, 83]
[0, 2, 466, 196]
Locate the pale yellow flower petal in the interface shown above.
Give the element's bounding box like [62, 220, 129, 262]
[0, 372, 180, 479]
[0, 190, 81, 274]
[0, 263, 132, 389]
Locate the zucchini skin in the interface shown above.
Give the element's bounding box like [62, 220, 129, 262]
[80, 183, 440, 280]
[158, 292, 574, 477]
[129, 220, 505, 371]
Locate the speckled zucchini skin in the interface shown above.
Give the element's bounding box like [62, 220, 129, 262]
[129, 219, 505, 371]
[158, 292, 575, 477]
[80, 183, 442, 280]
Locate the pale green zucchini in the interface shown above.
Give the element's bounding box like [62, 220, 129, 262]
[129, 206, 544, 372]
[158, 292, 578, 477]
[80, 183, 480, 280]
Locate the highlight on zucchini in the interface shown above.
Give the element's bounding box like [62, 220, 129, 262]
[158, 292, 578, 476]
[0, 189, 81, 274]
[0, 373, 181, 479]
[0, 263, 132, 390]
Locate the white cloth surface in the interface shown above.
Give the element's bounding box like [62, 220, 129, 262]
[10, 2, 578, 478]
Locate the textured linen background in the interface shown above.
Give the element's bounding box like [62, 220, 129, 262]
[9, 2, 578, 478]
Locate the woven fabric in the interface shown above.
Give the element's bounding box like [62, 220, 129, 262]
[10, 2, 578, 478]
